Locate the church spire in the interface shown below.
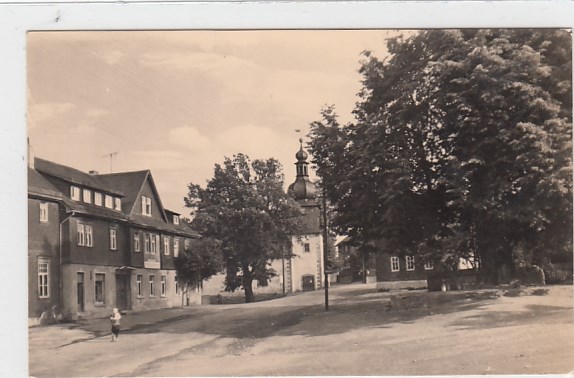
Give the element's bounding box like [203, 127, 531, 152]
[288, 138, 316, 202]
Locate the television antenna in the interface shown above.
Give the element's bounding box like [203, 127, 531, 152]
[102, 152, 118, 173]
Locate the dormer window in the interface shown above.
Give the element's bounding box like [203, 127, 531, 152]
[173, 215, 180, 225]
[70, 186, 80, 201]
[142, 196, 152, 216]
[82, 189, 92, 204]
[105, 195, 113, 209]
[94, 192, 103, 206]
[114, 197, 122, 211]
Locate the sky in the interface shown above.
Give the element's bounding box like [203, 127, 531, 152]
[27, 30, 395, 216]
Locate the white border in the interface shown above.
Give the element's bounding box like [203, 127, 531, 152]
[1, 2, 573, 377]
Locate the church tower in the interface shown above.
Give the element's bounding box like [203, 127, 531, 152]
[285, 139, 324, 292]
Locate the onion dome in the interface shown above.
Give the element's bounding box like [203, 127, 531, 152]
[288, 139, 317, 201]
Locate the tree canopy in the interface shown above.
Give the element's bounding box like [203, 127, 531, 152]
[308, 29, 572, 280]
[185, 153, 303, 302]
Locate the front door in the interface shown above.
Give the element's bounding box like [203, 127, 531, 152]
[77, 273, 84, 312]
[115, 274, 131, 311]
[302, 275, 315, 291]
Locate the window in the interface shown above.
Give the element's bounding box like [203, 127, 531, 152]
[161, 275, 166, 297]
[95, 274, 105, 304]
[136, 275, 143, 296]
[83, 189, 92, 204]
[70, 186, 80, 201]
[94, 192, 103, 206]
[150, 234, 157, 254]
[173, 238, 179, 257]
[424, 261, 434, 270]
[390, 256, 400, 272]
[163, 236, 170, 255]
[149, 275, 155, 296]
[304, 243, 310, 252]
[406, 256, 415, 271]
[109, 229, 117, 250]
[144, 234, 150, 252]
[77, 223, 85, 246]
[39, 202, 49, 223]
[38, 258, 49, 298]
[173, 215, 179, 225]
[133, 232, 140, 252]
[85, 225, 93, 247]
[105, 195, 113, 209]
[142, 196, 152, 216]
[114, 197, 122, 211]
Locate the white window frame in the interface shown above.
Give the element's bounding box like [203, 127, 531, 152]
[161, 275, 166, 297]
[38, 258, 50, 298]
[77, 223, 85, 246]
[82, 189, 92, 204]
[390, 256, 400, 272]
[424, 261, 434, 270]
[136, 275, 143, 297]
[109, 228, 117, 250]
[39, 202, 49, 223]
[150, 234, 157, 254]
[163, 236, 170, 256]
[85, 224, 93, 247]
[144, 233, 150, 253]
[173, 215, 179, 225]
[142, 196, 152, 216]
[95, 273, 105, 305]
[133, 232, 140, 252]
[406, 255, 415, 271]
[173, 238, 179, 257]
[94, 192, 103, 206]
[114, 197, 122, 211]
[70, 186, 80, 201]
[149, 275, 155, 296]
[104, 195, 113, 209]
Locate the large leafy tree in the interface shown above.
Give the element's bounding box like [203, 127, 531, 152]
[309, 29, 572, 281]
[185, 154, 303, 302]
[174, 236, 223, 297]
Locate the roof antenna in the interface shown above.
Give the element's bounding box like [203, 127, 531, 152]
[102, 152, 118, 173]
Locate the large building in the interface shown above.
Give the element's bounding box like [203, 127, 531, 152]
[28, 155, 200, 321]
[284, 139, 324, 292]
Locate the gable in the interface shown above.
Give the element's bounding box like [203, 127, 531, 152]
[133, 174, 167, 221]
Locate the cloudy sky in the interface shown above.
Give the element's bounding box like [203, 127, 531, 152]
[27, 30, 395, 215]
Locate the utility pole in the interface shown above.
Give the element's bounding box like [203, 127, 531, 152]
[321, 184, 329, 311]
[102, 152, 118, 173]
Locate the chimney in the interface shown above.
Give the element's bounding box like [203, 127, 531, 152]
[27, 137, 35, 169]
[89, 170, 99, 175]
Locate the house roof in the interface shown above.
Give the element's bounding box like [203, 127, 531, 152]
[34, 157, 124, 196]
[28, 167, 65, 200]
[97, 170, 149, 214]
[29, 157, 200, 238]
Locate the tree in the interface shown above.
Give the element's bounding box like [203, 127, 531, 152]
[174, 237, 223, 301]
[185, 154, 303, 302]
[309, 29, 572, 281]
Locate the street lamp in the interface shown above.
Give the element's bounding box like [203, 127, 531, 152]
[321, 185, 329, 311]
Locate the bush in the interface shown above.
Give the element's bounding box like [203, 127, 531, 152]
[544, 263, 573, 285]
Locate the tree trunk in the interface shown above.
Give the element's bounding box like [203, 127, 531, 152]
[243, 275, 255, 303]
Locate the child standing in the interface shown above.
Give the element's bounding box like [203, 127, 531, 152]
[110, 308, 122, 342]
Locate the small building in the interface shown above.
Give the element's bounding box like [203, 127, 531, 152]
[28, 155, 200, 321]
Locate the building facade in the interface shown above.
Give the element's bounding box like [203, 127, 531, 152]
[28, 157, 200, 320]
[284, 140, 324, 292]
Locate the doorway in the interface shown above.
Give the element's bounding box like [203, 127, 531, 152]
[302, 274, 315, 291]
[115, 274, 131, 311]
[77, 272, 84, 312]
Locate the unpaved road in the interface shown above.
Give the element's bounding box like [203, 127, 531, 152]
[29, 284, 573, 376]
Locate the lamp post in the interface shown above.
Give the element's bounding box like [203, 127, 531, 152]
[321, 185, 329, 311]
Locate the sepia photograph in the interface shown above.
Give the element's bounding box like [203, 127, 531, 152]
[24, 26, 573, 376]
